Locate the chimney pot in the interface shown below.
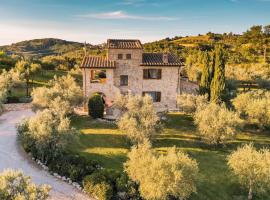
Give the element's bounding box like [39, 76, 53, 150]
[163, 53, 168, 63]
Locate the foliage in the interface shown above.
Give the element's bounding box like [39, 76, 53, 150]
[47, 152, 98, 182]
[88, 94, 104, 119]
[199, 52, 212, 96]
[15, 60, 41, 96]
[125, 142, 199, 200]
[17, 109, 79, 163]
[83, 171, 114, 200]
[194, 103, 241, 145]
[0, 69, 20, 113]
[32, 74, 83, 116]
[228, 144, 270, 200]
[0, 169, 50, 200]
[177, 93, 208, 114]
[210, 46, 226, 103]
[117, 95, 162, 144]
[232, 90, 270, 129]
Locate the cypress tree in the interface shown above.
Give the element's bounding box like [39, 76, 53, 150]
[210, 46, 226, 103]
[199, 52, 211, 97]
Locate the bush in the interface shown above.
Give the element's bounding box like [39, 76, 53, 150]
[17, 109, 79, 164]
[83, 171, 114, 200]
[116, 173, 141, 200]
[232, 90, 270, 129]
[125, 142, 198, 200]
[47, 153, 98, 182]
[177, 93, 208, 114]
[0, 169, 51, 200]
[88, 94, 104, 119]
[6, 96, 20, 103]
[194, 103, 241, 145]
[228, 144, 270, 200]
[31, 74, 83, 116]
[117, 95, 162, 144]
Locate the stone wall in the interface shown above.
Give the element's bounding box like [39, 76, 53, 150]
[180, 78, 199, 94]
[108, 49, 143, 94]
[141, 66, 180, 110]
[83, 49, 183, 112]
[83, 68, 120, 103]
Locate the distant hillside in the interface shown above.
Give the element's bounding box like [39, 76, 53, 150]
[0, 38, 95, 58]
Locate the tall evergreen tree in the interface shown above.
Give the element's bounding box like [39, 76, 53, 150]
[210, 46, 226, 103]
[199, 52, 211, 97]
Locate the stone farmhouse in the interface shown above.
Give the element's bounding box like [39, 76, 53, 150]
[81, 39, 197, 113]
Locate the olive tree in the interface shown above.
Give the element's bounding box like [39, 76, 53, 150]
[125, 142, 198, 200]
[194, 103, 241, 145]
[18, 109, 79, 163]
[15, 60, 41, 96]
[117, 95, 161, 144]
[228, 144, 270, 200]
[31, 74, 83, 116]
[232, 90, 270, 129]
[0, 169, 50, 200]
[177, 93, 208, 114]
[0, 70, 17, 113]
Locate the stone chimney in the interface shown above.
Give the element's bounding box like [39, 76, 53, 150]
[163, 53, 168, 63]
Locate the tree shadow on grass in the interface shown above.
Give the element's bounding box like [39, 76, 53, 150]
[76, 150, 127, 171]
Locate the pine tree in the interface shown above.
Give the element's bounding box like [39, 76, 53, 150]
[210, 46, 226, 103]
[199, 52, 211, 97]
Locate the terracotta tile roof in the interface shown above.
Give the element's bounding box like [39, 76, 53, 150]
[107, 39, 143, 49]
[81, 56, 116, 68]
[141, 53, 183, 66]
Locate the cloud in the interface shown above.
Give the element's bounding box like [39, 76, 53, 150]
[77, 10, 177, 21]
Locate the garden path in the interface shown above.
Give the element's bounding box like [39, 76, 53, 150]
[0, 109, 91, 200]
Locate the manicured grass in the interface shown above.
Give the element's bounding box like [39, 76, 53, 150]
[70, 113, 270, 200]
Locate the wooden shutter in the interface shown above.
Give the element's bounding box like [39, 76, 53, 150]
[157, 69, 162, 79]
[156, 92, 161, 102]
[143, 69, 148, 79]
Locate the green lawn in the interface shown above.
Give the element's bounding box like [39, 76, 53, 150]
[9, 70, 82, 100]
[70, 113, 270, 200]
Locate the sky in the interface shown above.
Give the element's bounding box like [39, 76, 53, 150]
[0, 0, 270, 45]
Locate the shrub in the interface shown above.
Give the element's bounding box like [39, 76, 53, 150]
[117, 95, 162, 144]
[17, 109, 79, 163]
[232, 90, 270, 129]
[88, 94, 104, 119]
[194, 103, 241, 145]
[83, 171, 113, 200]
[31, 74, 83, 116]
[47, 153, 98, 182]
[125, 142, 198, 200]
[116, 173, 141, 199]
[177, 93, 208, 114]
[228, 144, 270, 200]
[0, 169, 50, 200]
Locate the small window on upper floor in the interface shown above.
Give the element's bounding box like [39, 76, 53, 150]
[143, 69, 162, 79]
[118, 54, 123, 60]
[120, 75, 128, 86]
[126, 54, 131, 60]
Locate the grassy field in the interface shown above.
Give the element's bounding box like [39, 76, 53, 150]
[70, 113, 270, 200]
[9, 69, 82, 99]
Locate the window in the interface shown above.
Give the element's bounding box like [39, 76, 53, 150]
[142, 92, 161, 102]
[118, 54, 123, 60]
[143, 69, 162, 79]
[126, 54, 131, 59]
[120, 75, 128, 86]
[90, 70, 107, 84]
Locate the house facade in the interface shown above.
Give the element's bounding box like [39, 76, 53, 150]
[81, 39, 186, 111]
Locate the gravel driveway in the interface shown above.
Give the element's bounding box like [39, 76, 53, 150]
[0, 109, 91, 200]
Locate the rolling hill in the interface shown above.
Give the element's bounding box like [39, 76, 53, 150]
[0, 38, 95, 58]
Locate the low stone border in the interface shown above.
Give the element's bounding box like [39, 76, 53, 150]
[30, 155, 84, 192]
